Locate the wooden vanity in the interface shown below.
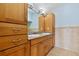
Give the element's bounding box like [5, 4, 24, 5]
[0, 3, 55, 56]
[28, 33, 55, 56]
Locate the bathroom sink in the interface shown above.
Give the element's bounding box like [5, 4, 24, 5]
[28, 34, 41, 40]
[28, 32, 52, 40]
[40, 33, 51, 35]
[28, 32, 51, 37]
[28, 34, 40, 37]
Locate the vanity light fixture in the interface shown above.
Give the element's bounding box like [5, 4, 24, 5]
[28, 4, 40, 14]
[39, 8, 48, 16]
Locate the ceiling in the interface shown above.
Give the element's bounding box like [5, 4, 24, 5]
[30, 3, 65, 12]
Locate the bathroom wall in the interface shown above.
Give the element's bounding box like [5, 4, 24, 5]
[53, 3, 79, 52]
[53, 3, 79, 27]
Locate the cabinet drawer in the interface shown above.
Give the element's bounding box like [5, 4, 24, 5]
[2, 44, 25, 56]
[0, 23, 27, 36]
[0, 35, 28, 51]
[31, 37, 45, 46]
[31, 35, 52, 46]
[43, 38, 53, 55]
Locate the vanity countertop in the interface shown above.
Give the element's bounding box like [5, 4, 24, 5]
[28, 33, 53, 40]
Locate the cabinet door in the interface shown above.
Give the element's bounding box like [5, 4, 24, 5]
[25, 42, 30, 56]
[3, 44, 25, 56]
[31, 44, 38, 56]
[31, 42, 45, 56]
[43, 39, 53, 55]
[31, 39, 53, 56]
[39, 15, 45, 32]
[45, 13, 55, 33]
[31, 40, 53, 56]
[0, 52, 4, 56]
[0, 3, 27, 24]
[31, 35, 54, 56]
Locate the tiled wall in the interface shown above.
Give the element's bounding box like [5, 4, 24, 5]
[55, 27, 79, 52]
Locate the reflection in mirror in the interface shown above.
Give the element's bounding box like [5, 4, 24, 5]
[28, 5, 39, 33]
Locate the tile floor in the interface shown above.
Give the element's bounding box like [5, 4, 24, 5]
[47, 47, 79, 56]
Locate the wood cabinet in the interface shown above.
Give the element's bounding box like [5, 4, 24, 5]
[0, 42, 30, 56]
[0, 52, 4, 56]
[39, 15, 45, 32]
[38, 12, 55, 56]
[0, 22, 27, 36]
[0, 4, 5, 19]
[0, 35, 30, 56]
[31, 42, 45, 56]
[45, 13, 55, 33]
[3, 44, 25, 56]
[39, 12, 55, 33]
[25, 42, 30, 56]
[0, 3, 27, 24]
[31, 35, 54, 56]
[0, 3, 29, 56]
[0, 35, 28, 51]
[43, 38, 53, 54]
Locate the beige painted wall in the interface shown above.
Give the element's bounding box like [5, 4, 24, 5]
[55, 27, 79, 52]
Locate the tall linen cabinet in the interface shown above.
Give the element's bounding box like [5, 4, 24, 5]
[39, 12, 55, 48]
[39, 12, 55, 33]
[0, 3, 30, 56]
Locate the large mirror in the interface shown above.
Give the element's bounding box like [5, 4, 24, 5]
[28, 6, 39, 33]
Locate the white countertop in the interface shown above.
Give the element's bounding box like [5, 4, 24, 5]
[28, 33, 52, 40]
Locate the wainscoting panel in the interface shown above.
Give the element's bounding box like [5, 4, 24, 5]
[55, 27, 79, 52]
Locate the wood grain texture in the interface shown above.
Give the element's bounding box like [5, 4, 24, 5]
[0, 3, 27, 24]
[0, 22, 27, 36]
[39, 12, 55, 33]
[45, 12, 55, 33]
[0, 35, 28, 52]
[2, 44, 25, 56]
[25, 41, 31, 56]
[0, 4, 5, 19]
[0, 3, 28, 56]
[39, 15, 45, 32]
[31, 35, 52, 46]
[31, 35, 54, 56]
